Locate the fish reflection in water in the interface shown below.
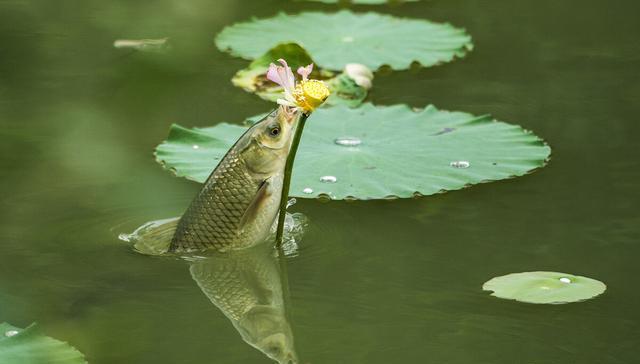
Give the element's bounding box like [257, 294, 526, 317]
[190, 244, 298, 364]
[120, 215, 306, 363]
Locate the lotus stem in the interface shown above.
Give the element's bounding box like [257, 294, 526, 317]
[275, 112, 309, 249]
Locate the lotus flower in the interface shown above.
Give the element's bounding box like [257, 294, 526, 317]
[344, 63, 374, 90]
[267, 59, 330, 112]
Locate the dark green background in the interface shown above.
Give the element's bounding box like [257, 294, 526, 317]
[0, 0, 638, 363]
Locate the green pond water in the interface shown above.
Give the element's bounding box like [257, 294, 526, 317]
[1, 0, 639, 363]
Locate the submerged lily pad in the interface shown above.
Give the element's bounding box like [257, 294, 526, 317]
[0, 323, 87, 364]
[215, 10, 472, 70]
[232, 43, 368, 108]
[483, 272, 607, 304]
[155, 103, 550, 200]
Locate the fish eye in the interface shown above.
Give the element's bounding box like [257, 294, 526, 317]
[268, 125, 281, 137]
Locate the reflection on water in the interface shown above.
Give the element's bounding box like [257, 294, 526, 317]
[189, 245, 297, 364]
[120, 212, 307, 363]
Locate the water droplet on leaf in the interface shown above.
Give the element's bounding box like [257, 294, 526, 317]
[5, 330, 19, 337]
[334, 137, 362, 147]
[302, 187, 313, 194]
[192, 145, 199, 149]
[450, 161, 470, 169]
[320, 176, 337, 183]
[559, 277, 572, 284]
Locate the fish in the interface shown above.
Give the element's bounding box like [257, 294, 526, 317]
[121, 222, 301, 362]
[170, 106, 302, 253]
[190, 243, 298, 364]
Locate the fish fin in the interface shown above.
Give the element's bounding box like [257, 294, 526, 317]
[121, 217, 180, 256]
[238, 178, 272, 231]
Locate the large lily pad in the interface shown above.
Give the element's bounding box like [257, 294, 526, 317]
[483, 272, 607, 304]
[232, 43, 368, 108]
[155, 103, 550, 200]
[215, 10, 472, 70]
[0, 322, 87, 364]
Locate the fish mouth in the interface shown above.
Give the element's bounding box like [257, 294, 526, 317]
[280, 105, 302, 125]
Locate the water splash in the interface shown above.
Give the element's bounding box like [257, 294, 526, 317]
[279, 213, 309, 257]
[123, 212, 309, 257]
[118, 233, 131, 243]
[119, 217, 180, 255]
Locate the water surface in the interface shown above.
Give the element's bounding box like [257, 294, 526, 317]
[1, 0, 639, 363]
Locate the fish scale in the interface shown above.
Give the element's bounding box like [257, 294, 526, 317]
[173, 150, 266, 251]
[170, 113, 290, 253]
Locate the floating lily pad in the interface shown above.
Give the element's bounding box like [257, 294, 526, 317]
[215, 10, 472, 70]
[232, 43, 367, 108]
[483, 272, 607, 304]
[0, 322, 87, 364]
[155, 103, 550, 200]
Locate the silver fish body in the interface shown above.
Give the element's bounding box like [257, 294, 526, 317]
[170, 107, 300, 253]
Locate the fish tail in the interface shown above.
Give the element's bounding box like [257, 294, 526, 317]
[120, 217, 180, 256]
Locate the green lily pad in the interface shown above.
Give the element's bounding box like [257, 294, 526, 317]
[0, 323, 87, 364]
[215, 10, 472, 70]
[483, 272, 607, 304]
[232, 43, 368, 108]
[155, 103, 550, 200]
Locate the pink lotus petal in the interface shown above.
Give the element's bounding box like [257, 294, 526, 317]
[297, 64, 314, 81]
[265, 58, 304, 109]
[277, 59, 296, 91]
[266, 63, 283, 86]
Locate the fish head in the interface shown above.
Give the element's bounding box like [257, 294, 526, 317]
[238, 305, 299, 364]
[258, 332, 299, 364]
[242, 106, 301, 175]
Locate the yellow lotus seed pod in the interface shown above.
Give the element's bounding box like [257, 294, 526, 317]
[294, 80, 330, 112]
